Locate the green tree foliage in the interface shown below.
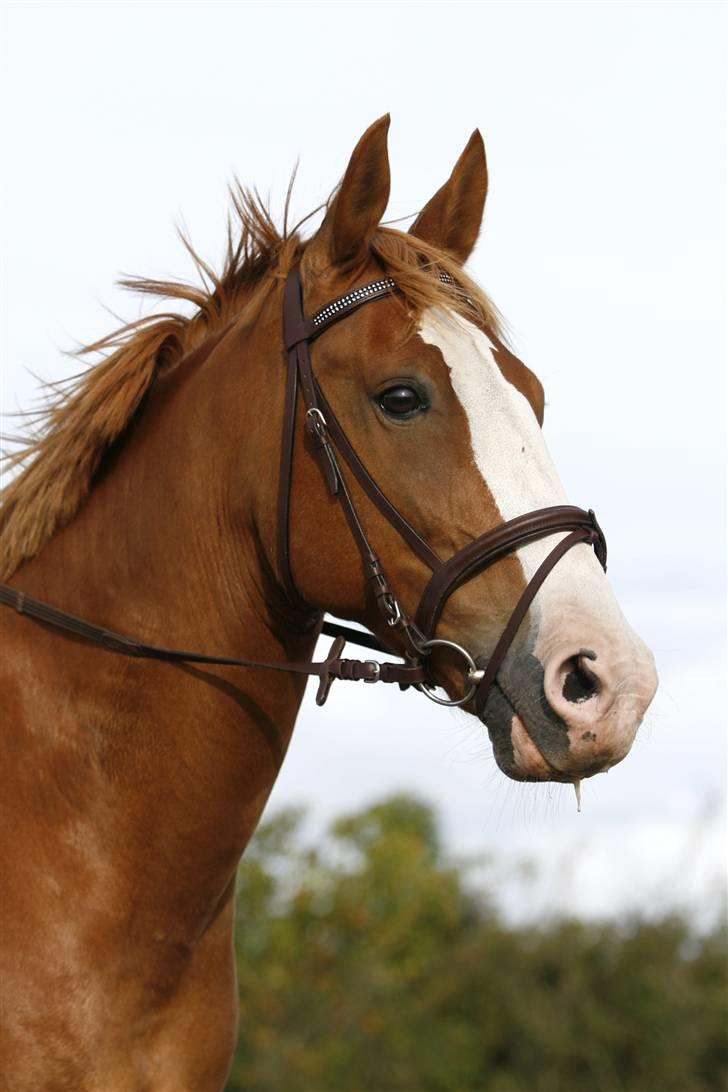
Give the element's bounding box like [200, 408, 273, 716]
[227, 795, 727, 1092]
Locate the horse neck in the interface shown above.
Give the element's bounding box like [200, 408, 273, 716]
[12, 293, 317, 905]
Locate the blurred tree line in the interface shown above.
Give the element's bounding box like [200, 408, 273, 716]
[227, 795, 726, 1092]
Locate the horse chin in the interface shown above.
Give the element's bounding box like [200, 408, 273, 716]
[506, 714, 555, 780]
[490, 716, 556, 782]
[483, 687, 574, 784]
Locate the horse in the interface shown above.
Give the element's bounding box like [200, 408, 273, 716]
[0, 116, 657, 1090]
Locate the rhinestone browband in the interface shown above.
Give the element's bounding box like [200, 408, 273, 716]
[311, 278, 398, 327]
[310, 270, 456, 329]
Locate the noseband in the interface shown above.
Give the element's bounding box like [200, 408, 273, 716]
[0, 266, 606, 720]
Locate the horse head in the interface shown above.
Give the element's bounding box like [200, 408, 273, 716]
[273, 116, 657, 783]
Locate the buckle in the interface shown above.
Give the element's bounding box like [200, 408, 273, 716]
[382, 595, 402, 627]
[305, 406, 328, 438]
[364, 661, 381, 683]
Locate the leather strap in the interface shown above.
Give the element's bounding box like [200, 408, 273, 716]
[0, 583, 424, 706]
[415, 506, 607, 638]
[320, 619, 393, 655]
[472, 526, 600, 716]
[285, 275, 399, 350]
[280, 267, 427, 660]
[315, 384, 441, 572]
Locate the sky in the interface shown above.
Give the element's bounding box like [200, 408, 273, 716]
[1, 1, 725, 922]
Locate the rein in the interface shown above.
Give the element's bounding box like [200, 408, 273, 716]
[0, 584, 416, 705]
[0, 266, 607, 717]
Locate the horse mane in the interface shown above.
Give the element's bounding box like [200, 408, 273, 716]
[0, 183, 502, 580]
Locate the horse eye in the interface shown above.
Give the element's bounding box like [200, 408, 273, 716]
[377, 385, 426, 418]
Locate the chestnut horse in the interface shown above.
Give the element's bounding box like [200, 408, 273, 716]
[0, 117, 657, 1089]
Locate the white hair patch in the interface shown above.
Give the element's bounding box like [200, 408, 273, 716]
[417, 307, 626, 645]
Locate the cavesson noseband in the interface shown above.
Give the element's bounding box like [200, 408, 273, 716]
[0, 266, 606, 719]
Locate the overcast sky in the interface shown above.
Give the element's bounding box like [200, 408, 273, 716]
[1, 1, 725, 922]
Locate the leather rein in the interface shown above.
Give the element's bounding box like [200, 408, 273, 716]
[0, 266, 607, 717]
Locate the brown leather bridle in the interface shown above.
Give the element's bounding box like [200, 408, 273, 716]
[278, 266, 607, 715]
[0, 265, 607, 720]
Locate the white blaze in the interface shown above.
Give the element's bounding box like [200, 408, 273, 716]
[417, 307, 625, 654]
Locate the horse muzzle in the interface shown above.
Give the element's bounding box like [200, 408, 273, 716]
[475, 641, 658, 783]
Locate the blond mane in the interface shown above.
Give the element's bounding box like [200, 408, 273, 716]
[0, 185, 501, 580]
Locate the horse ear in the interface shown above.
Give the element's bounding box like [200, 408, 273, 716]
[316, 115, 391, 268]
[409, 130, 488, 263]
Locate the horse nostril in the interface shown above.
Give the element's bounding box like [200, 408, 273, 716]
[562, 650, 600, 703]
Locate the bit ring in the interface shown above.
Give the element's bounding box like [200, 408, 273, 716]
[417, 638, 481, 707]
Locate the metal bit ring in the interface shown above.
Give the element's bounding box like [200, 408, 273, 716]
[417, 637, 483, 707]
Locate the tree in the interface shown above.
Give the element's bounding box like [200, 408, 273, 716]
[227, 795, 727, 1092]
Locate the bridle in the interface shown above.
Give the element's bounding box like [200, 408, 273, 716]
[0, 265, 607, 721]
[278, 265, 607, 715]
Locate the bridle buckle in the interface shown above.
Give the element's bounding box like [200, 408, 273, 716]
[305, 406, 328, 437]
[364, 660, 381, 683]
[383, 595, 402, 627]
